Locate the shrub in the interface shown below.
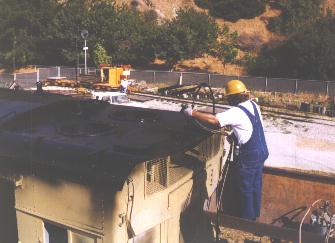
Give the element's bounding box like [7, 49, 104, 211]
[194, 0, 210, 9]
[267, 0, 323, 35]
[209, 0, 266, 22]
[248, 15, 335, 80]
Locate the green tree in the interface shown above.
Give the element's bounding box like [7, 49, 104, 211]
[0, 0, 59, 69]
[212, 26, 239, 65]
[197, 0, 266, 22]
[248, 15, 335, 80]
[158, 8, 219, 67]
[44, 0, 93, 66]
[93, 43, 111, 67]
[91, 2, 158, 65]
[268, 0, 324, 35]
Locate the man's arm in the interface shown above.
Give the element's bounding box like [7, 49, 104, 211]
[191, 110, 221, 127]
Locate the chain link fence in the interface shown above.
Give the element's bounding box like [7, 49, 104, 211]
[0, 67, 334, 96]
[0, 73, 15, 88]
[130, 70, 335, 96]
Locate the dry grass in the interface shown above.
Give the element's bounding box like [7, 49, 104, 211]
[252, 91, 332, 110]
[217, 5, 285, 52]
[175, 55, 247, 76]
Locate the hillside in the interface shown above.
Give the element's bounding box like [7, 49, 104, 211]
[115, 0, 335, 75]
[115, 0, 283, 74]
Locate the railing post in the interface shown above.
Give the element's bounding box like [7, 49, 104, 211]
[57, 66, 61, 77]
[265, 76, 268, 92]
[37, 69, 39, 82]
[179, 72, 183, 85]
[153, 71, 156, 83]
[326, 81, 329, 96]
[295, 79, 298, 94]
[14, 73, 16, 81]
[208, 73, 211, 85]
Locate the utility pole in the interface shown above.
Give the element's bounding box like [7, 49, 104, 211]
[75, 30, 79, 81]
[81, 29, 89, 75]
[12, 35, 16, 74]
[84, 39, 87, 74]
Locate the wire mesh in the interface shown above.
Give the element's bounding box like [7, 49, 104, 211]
[0, 74, 14, 88]
[328, 82, 335, 97]
[297, 79, 327, 95]
[60, 68, 77, 79]
[146, 156, 169, 195]
[209, 74, 237, 88]
[154, 71, 181, 86]
[39, 68, 58, 81]
[131, 70, 155, 83]
[240, 76, 266, 91]
[182, 72, 209, 85]
[194, 133, 222, 162]
[16, 73, 38, 88]
[267, 77, 296, 93]
[1, 67, 332, 97]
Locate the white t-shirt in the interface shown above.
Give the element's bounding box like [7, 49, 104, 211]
[216, 100, 263, 145]
[121, 80, 129, 88]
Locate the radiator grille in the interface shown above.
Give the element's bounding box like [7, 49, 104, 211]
[146, 156, 170, 195]
[194, 133, 222, 161]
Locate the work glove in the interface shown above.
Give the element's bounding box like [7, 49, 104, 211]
[180, 104, 193, 117]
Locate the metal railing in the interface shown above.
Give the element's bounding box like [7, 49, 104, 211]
[1, 67, 334, 96]
[130, 70, 335, 96]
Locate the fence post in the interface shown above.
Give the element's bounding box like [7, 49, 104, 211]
[179, 72, 183, 85]
[57, 66, 61, 77]
[153, 71, 156, 83]
[265, 77, 268, 92]
[295, 79, 298, 94]
[326, 81, 329, 96]
[14, 73, 16, 81]
[37, 69, 39, 82]
[208, 73, 211, 85]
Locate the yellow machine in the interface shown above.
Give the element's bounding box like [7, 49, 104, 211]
[43, 65, 131, 91]
[92, 65, 130, 91]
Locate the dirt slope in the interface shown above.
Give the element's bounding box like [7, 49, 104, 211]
[115, 0, 335, 74]
[116, 0, 201, 19]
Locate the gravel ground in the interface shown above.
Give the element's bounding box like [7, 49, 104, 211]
[262, 111, 335, 173]
[262, 111, 335, 144]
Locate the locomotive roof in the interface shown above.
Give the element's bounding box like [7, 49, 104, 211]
[0, 89, 211, 187]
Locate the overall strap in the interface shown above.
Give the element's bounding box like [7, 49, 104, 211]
[237, 102, 256, 125]
[250, 101, 261, 122]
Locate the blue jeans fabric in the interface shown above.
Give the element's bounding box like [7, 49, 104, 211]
[236, 101, 268, 221]
[237, 161, 264, 220]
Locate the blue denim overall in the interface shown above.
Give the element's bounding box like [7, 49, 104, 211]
[236, 101, 269, 221]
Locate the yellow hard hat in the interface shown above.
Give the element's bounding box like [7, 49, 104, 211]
[225, 79, 247, 96]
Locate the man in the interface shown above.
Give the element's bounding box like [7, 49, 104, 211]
[120, 79, 129, 93]
[36, 80, 43, 94]
[183, 80, 269, 221]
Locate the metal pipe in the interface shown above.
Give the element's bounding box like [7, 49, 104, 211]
[84, 39, 87, 75]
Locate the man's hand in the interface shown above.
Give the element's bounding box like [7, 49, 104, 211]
[180, 104, 193, 117]
[183, 107, 193, 117]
